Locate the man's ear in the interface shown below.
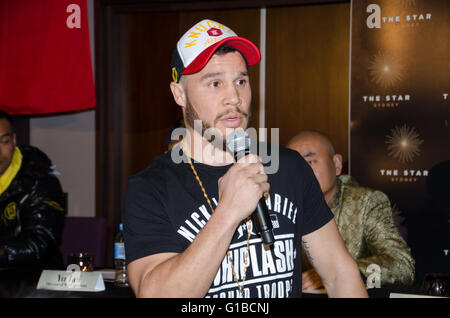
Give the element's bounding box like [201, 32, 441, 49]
[170, 81, 187, 108]
[12, 133, 17, 147]
[333, 153, 343, 176]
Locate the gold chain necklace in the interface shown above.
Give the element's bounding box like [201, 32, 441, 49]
[184, 151, 251, 297]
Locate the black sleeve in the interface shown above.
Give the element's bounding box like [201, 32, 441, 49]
[0, 175, 65, 268]
[123, 174, 183, 265]
[294, 155, 333, 236]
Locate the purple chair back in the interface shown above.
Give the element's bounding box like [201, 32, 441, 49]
[60, 217, 108, 268]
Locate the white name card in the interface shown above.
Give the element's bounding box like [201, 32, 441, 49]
[36, 269, 105, 292]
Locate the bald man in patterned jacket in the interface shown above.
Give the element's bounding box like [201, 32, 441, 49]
[287, 130, 414, 290]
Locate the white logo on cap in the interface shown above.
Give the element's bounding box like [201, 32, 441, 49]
[207, 28, 222, 37]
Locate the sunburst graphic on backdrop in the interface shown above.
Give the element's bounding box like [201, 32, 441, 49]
[368, 51, 404, 89]
[385, 124, 424, 164]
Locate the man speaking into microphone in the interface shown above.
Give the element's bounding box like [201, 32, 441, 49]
[122, 19, 367, 298]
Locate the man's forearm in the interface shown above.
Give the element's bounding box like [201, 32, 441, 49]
[137, 206, 240, 297]
[324, 262, 368, 298]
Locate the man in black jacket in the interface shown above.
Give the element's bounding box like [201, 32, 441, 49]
[0, 110, 66, 270]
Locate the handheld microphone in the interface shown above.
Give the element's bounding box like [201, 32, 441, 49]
[226, 129, 275, 246]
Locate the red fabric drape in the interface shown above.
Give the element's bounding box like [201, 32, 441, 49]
[0, 0, 96, 115]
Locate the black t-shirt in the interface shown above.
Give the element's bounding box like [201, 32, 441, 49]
[123, 144, 333, 298]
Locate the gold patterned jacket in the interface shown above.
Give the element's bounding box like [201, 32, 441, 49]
[303, 175, 415, 285]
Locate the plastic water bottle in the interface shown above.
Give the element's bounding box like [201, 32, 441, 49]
[114, 223, 129, 286]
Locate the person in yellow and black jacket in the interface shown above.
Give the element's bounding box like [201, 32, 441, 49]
[0, 110, 66, 270]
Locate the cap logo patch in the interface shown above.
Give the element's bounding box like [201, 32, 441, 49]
[207, 28, 222, 37]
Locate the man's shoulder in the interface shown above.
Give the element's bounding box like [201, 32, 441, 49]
[19, 145, 52, 166]
[17, 145, 57, 180]
[261, 142, 303, 158]
[339, 175, 390, 204]
[260, 143, 309, 170]
[124, 151, 191, 212]
[5, 146, 63, 200]
[127, 151, 180, 187]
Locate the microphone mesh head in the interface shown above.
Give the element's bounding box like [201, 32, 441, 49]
[226, 128, 251, 154]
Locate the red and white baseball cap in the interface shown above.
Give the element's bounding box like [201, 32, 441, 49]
[171, 19, 261, 83]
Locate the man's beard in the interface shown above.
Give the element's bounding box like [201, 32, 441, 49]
[184, 95, 251, 151]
